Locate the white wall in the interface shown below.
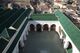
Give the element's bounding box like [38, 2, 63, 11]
[29, 21, 59, 31]
[28, 20, 60, 35]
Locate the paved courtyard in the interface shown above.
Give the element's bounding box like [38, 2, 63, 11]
[20, 31, 66, 53]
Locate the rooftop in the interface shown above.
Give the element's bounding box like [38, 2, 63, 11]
[55, 10, 80, 51]
[31, 14, 58, 21]
[0, 8, 31, 52]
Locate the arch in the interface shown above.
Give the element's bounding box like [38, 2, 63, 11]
[67, 42, 72, 53]
[30, 24, 35, 31]
[67, 42, 72, 50]
[50, 24, 56, 31]
[43, 24, 49, 31]
[36, 24, 42, 32]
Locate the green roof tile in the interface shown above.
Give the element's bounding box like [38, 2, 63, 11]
[12, 8, 31, 29]
[0, 8, 22, 25]
[0, 38, 8, 53]
[0, 9, 10, 16]
[7, 19, 29, 53]
[31, 14, 58, 21]
[0, 9, 19, 33]
[6, 8, 31, 53]
[7, 29, 16, 38]
[0, 8, 31, 53]
[55, 10, 80, 51]
[0, 28, 10, 40]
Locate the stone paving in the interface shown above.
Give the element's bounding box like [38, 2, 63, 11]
[20, 31, 66, 53]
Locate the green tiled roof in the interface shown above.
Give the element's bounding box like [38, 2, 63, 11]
[0, 8, 26, 52]
[6, 8, 31, 53]
[55, 10, 80, 51]
[0, 9, 11, 24]
[0, 9, 18, 33]
[0, 9, 10, 16]
[31, 14, 58, 21]
[12, 8, 31, 29]
[0, 8, 25, 33]
[0, 28, 16, 39]
[7, 8, 25, 28]
[0, 28, 10, 40]
[0, 8, 31, 53]
[0, 38, 8, 53]
[7, 29, 16, 38]
[7, 19, 29, 53]
[0, 8, 24, 25]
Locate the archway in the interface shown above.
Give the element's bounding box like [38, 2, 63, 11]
[50, 24, 56, 31]
[36, 24, 42, 32]
[43, 24, 49, 31]
[67, 42, 72, 49]
[67, 42, 72, 53]
[30, 24, 35, 31]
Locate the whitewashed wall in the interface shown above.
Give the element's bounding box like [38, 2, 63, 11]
[28, 20, 60, 33]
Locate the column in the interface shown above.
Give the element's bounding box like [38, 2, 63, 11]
[12, 43, 19, 53]
[20, 38, 24, 47]
[23, 31, 27, 41]
[16, 43, 19, 53]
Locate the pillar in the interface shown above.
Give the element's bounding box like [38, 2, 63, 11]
[23, 31, 27, 41]
[12, 43, 19, 53]
[20, 38, 24, 47]
[16, 43, 19, 53]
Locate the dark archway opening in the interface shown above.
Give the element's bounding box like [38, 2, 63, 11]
[43, 24, 49, 31]
[30, 24, 35, 31]
[50, 24, 56, 31]
[36, 24, 42, 32]
[67, 42, 72, 49]
[67, 42, 72, 53]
